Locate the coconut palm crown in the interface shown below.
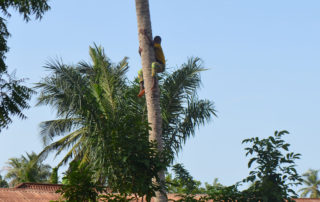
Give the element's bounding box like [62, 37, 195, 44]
[299, 169, 320, 198]
[35, 45, 216, 194]
[4, 152, 51, 187]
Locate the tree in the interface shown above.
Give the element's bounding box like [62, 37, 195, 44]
[0, 73, 34, 132]
[0, 0, 50, 131]
[56, 161, 103, 202]
[36, 45, 215, 201]
[242, 130, 302, 202]
[36, 45, 165, 201]
[166, 164, 201, 195]
[50, 167, 58, 184]
[0, 0, 50, 71]
[299, 169, 320, 198]
[0, 175, 8, 188]
[134, 1, 166, 201]
[203, 178, 224, 195]
[4, 152, 51, 187]
[165, 164, 206, 202]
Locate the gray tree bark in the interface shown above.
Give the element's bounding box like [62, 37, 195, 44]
[134, 0, 167, 202]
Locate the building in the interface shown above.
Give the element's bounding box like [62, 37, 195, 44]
[0, 183, 319, 201]
[0, 183, 61, 202]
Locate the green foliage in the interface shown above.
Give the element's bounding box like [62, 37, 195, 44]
[36, 45, 166, 201]
[0, 17, 9, 72]
[0, 0, 49, 131]
[56, 161, 103, 202]
[160, 58, 216, 161]
[166, 164, 206, 202]
[205, 183, 256, 202]
[169, 164, 199, 194]
[5, 152, 51, 187]
[166, 167, 247, 202]
[0, 72, 34, 132]
[0, 0, 50, 71]
[242, 130, 302, 202]
[50, 167, 58, 184]
[0, 0, 50, 21]
[299, 169, 320, 198]
[0, 175, 8, 188]
[36, 45, 215, 200]
[203, 178, 224, 194]
[169, 131, 302, 202]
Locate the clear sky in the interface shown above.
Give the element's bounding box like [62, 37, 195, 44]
[1, 0, 320, 191]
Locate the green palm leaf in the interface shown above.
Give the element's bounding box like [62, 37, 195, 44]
[299, 169, 320, 198]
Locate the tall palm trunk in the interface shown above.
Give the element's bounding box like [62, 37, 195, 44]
[135, 0, 167, 201]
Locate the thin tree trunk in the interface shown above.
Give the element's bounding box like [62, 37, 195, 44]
[134, 1, 167, 202]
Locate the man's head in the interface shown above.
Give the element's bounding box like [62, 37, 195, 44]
[154, 36, 161, 44]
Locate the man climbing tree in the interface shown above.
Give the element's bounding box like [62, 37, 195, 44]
[138, 30, 166, 97]
[135, 0, 167, 201]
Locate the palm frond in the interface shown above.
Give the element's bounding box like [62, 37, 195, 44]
[38, 128, 85, 163]
[160, 57, 216, 157]
[39, 118, 83, 145]
[164, 98, 216, 154]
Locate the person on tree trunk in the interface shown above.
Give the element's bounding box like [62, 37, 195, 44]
[138, 29, 166, 97]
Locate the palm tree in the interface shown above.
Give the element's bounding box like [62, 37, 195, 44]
[36, 45, 163, 200]
[36, 45, 216, 201]
[134, 1, 165, 201]
[4, 152, 51, 187]
[299, 169, 320, 198]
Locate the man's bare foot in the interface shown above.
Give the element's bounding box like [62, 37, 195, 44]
[138, 89, 145, 97]
[138, 81, 145, 97]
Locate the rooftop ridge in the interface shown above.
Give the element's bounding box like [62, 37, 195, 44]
[13, 182, 62, 192]
[0, 188, 60, 193]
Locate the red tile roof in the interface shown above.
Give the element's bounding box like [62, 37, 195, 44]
[14, 182, 61, 192]
[0, 183, 62, 202]
[0, 188, 61, 202]
[0, 183, 320, 201]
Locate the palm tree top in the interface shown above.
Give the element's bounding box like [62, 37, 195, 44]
[299, 169, 320, 198]
[5, 152, 51, 187]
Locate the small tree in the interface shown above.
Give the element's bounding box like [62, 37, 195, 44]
[0, 175, 8, 188]
[166, 164, 205, 202]
[50, 167, 58, 184]
[57, 161, 103, 202]
[242, 130, 302, 202]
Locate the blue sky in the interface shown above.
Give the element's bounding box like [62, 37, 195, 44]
[1, 0, 320, 191]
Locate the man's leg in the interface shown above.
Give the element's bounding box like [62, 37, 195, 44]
[138, 69, 145, 97]
[151, 62, 165, 90]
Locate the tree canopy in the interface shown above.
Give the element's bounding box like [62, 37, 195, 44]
[0, 0, 50, 132]
[35, 44, 215, 200]
[242, 130, 302, 202]
[0, 0, 50, 70]
[4, 152, 51, 187]
[36, 45, 165, 200]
